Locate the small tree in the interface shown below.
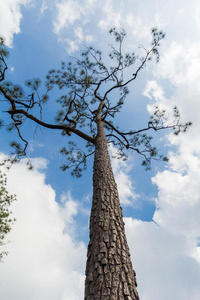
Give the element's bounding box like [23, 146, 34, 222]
[0, 29, 191, 298]
[0, 170, 16, 262]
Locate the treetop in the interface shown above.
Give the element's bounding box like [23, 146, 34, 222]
[0, 28, 191, 176]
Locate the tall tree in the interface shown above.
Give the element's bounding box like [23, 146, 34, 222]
[0, 30, 191, 298]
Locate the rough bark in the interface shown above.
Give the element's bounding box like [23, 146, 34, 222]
[84, 117, 139, 300]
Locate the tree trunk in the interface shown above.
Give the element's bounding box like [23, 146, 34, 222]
[84, 117, 139, 300]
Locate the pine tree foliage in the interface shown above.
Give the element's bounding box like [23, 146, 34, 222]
[0, 29, 191, 175]
[0, 170, 16, 262]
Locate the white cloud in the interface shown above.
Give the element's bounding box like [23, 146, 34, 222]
[28, 140, 45, 154]
[74, 26, 93, 44]
[0, 156, 86, 300]
[143, 80, 166, 103]
[109, 144, 139, 206]
[152, 165, 200, 238]
[143, 80, 171, 117]
[126, 13, 200, 298]
[50, 0, 200, 54]
[60, 26, 94, 54]
[125, 150, 200, 298]
[60, 192, 78, 222]
[155, 42, 200, 87]
[53, 0, 95, 53]
[125, 218, 200, 300]
[0, 0, 33, 47]
[98, 0, 122, 30]
[53, 0, 84, 35]
[146, 58, 200, 243]
[53, 0, 97, 34]
[40, 0, 48, 16]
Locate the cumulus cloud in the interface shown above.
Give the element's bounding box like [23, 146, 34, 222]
[122, 70, 200, 298]
[53, 0, 97, 34]
[52, 0, 96, 52]
[50, 0, 200, 54]
[52, 0, 152, 53]
[0, 156, 86, 300]
[40, 0, 48, 16]
[143, 80, 171, 117]
[125, 218, 200, 300]
[58, 26, 94, 53]
[109, 144, 139, 206]
[125, 8, 200, 298]
[0, 0, 33, 47]
[152, 165, 200, 238]
[98, 0, 122, 30]
[126, 134, 200, 298]
[53, 0, 84, 35]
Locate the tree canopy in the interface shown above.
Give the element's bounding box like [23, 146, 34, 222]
[0, 29, 191, 176]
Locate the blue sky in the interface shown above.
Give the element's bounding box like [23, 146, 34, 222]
[1, 1, 200, 299]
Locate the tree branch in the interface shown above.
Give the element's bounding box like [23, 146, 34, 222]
[104, 120, 129, 148]
[7, 109, 95, 144]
